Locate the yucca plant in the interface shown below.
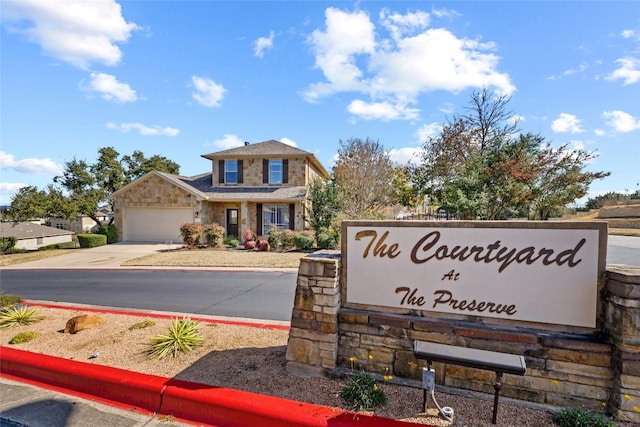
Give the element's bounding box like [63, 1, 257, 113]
[147, 317, 204, 359]
[0, 305, 44, 328]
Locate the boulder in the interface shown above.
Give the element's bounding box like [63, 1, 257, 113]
[64, 314, 106, 334]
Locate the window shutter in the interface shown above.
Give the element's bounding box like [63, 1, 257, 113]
[218, 160, 224, 183]
[257, 204, 263, 235]
[283, 159, 289, 184]
[289, 204, 295, 230]
[263, 159, 268, 183]
[238, 160, 243, 184]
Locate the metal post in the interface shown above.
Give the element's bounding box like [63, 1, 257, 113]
[492, 371, 503, 424]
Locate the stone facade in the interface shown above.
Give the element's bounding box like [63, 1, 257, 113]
[212, 157, 312, 187]
[286, 255, 640, 423]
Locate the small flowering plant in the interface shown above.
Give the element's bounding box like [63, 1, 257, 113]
[340, 355, 388, 411]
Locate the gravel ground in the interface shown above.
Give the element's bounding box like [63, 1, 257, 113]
[0, 306, 570, 427]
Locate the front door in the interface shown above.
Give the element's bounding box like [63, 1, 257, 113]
[226, 208, 239, 237]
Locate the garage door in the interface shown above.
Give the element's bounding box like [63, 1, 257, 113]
[123, 207, 192, 242]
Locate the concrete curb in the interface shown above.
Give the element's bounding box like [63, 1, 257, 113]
[0, 347, 417, 427]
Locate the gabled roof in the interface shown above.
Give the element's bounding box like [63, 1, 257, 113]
[0, 222, 74, 239]
[110, 170, 209, 200]
[201, 139, 330, 179]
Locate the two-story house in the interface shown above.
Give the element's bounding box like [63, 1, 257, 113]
[110, 140, 330, 242]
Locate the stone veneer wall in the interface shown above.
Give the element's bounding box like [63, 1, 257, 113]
[285, 253, 640, 423]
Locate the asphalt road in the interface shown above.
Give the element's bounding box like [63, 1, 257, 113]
[607, 235, 640, 266]
[0, 270, 298, 322]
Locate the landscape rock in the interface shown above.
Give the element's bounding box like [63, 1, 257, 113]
[64, 314, 106, 334]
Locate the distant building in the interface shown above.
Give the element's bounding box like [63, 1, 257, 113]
[0, 222, 74, 250]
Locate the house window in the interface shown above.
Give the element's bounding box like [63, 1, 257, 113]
[262, 204, 289, 235]
[269, 160, 283, 184]
[36, 237, 43, 245]
[225, 160, 238, 184]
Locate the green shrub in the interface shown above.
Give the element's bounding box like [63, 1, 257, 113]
[129, 319, 155, 330]
[317, 231, 337, 249]
[147, 317, 204, 359]
[1, 236, 17, 254]
[0, 293, 22, 309]
[267, 227, 283, 250]
[38, 244, 58, 251]
[96, 225, 118, 244]
[552, 407, 614, 427]
[224, 235, 239, 247]
[77, 234, 107, 248]
[203, 223, 225, 246]
[341, 371, 387, 411]
[0, 305, 44, 328]
[294, 233, 314, 250]
[9, 331, 39, 344]
[179, 223, 202, 247]
[56, 241, 77, 249]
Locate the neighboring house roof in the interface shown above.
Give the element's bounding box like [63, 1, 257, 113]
[201, 139, 330, 179]
[0, 222, 74, 239]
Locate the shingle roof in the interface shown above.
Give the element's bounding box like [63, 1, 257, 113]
[0, 222, 75, 239]
[183, 173, 308, 201]
[201, 140, 311, 159]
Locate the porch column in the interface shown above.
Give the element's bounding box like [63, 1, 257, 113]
[240, 201, 249, 235]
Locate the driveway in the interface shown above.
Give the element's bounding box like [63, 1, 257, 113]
[4, 242, 173, 269]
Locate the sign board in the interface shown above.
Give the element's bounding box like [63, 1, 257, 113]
[342, 221, 606, 328]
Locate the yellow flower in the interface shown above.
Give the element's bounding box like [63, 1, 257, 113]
[550, 380, 560, 386]
[368, 355, 373, 360]
[384, 375, 393, 381]
[624, 394, 633, 401]
[373, 385, 378, 390]
[349, 356, 357, 362]
[633, 405, 640, 412]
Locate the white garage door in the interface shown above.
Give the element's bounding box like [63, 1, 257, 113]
[123, 207, 192, 242]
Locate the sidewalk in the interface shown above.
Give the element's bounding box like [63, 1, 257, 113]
[0, 377, 193, 427]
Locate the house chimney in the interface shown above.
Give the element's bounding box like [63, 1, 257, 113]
[244, 141, 250, 146]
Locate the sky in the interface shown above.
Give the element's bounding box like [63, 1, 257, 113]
[1, 0, 639, 207]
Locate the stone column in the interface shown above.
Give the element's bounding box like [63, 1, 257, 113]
[285, 251, 341, 377]
[605, 265, 640, 423]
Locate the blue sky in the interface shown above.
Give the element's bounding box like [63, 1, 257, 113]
[1, 1, 639, 207]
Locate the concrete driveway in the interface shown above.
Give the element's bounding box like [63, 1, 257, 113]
[4, 242, 174, 269]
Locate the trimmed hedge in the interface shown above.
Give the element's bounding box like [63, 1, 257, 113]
[96, 225, 118, 244]
[77, 234, 107, 248]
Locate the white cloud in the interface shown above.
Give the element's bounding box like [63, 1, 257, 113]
[1, 0, 139, 69]
[280, 137, 298, 147]
[594, 129, 606, 136]
[304, 7, 515, 122]
[0, 151, 63, 175]
[389, 147, 420, 165]
[84, 72, 137, 103]
[379, 8, 430, 41]
[602, 110, 640, 133]
[0, 183, 29, 206]
[192, 76, 226, 107]
[347, 99, 420, 121]
[416, 122, 443, 140]
[106, 122, 179, 136]
[551, 113, 584, 133]
[254, 31, 275, 58]
[605, 57, 640, 85]
[211, 134, 244, 149]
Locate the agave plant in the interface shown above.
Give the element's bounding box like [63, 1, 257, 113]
[0, 305, 44, 328]
[147, 317, 204, 359]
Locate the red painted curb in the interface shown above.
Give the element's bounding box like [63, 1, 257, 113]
[0, 346, 164, 412]
[1, 347, 420, 427]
